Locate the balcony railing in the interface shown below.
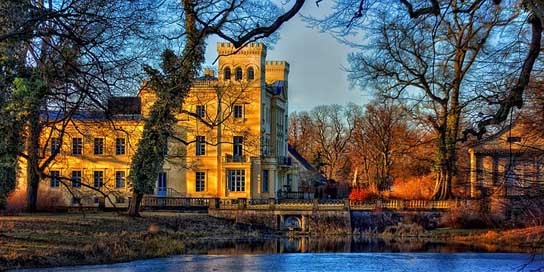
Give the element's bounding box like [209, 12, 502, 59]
[224, 154, 247, 163]
[277, 156, 292, 166]
[277, 191, 313, 199]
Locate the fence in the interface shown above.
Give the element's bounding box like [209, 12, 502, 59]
[217, 198, 463, 211]
[141, 196, 210, 210]
[141, 196, 466, 212]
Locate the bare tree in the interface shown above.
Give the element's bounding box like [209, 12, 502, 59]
[309, 0, 535, 200]
[351, 101, 411, 191]
[0, 0, 158, 210]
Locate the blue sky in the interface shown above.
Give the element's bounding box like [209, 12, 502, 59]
[203, 2, 368, 113]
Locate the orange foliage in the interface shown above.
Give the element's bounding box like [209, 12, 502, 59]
[386, 175, 434, 200]
[349, 188, 375, 201]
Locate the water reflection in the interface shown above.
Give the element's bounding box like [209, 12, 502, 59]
[185, 236, 530, 255]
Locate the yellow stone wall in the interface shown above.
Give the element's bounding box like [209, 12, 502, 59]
[17, 42, 294, 206]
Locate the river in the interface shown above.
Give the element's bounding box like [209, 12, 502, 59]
[16, 237, 544, 272]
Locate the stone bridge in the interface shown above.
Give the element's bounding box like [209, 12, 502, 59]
[140, 196, 467, 232]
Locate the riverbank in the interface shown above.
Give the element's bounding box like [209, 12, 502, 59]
[1, 212, 544, 270]
[0, 212, 274, 270]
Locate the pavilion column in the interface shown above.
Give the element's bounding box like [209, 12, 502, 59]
[469, 149, 479, 198]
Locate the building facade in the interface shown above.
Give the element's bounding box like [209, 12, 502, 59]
[17, 42, 296, 207]
[469, 121, 544, 214]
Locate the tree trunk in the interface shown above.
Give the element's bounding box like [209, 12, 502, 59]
[432, 138, 454, 200]
[128, 192, 143, 217]
[26, 109, 41, 212]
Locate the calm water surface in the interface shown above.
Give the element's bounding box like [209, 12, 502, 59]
[17, 238, 544, 272]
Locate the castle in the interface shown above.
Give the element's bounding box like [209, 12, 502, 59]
[17, 42, 304, 207]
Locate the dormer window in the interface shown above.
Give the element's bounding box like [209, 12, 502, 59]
[247, 67, 255, 80]
[235, 67, 243, 81]
[224, 67, 231, 80]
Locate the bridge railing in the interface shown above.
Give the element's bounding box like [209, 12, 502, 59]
[213, 198, 464, 211]
[141, 196, 465, 211]
[141, 196, 210, 209]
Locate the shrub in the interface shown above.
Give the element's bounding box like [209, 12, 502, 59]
[349, 188, 374, 201]
[36, 187, 63, 211]
[5, 189, 26, 214]
[387, 175, 434, 200]
[440, 201, 504, 229]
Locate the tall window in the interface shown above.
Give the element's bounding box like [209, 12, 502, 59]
[196, 105, 205, 118]
[224, 67, 231, 80]
[235, 67, 243, 81]
[157, 172, 167, 195]
[50, 170, 60, 188]
[115, 171, 125, 188]
[233, 105, 243, 119]
[262, 169, 269, 193]
[115, 138, 126, 155]
[196, 136, 206, 156]
[50, 138, 60, 154]
[247, 67, 255, 80]
[93, 171, 103, 188]
[228, 169, 245, 192]
[196, 172, 205, 192]
[71, 170, 81, 188]
[94, 138, 104, 155]
[233, 136, 243, 158]
[72, 138, 82, 155]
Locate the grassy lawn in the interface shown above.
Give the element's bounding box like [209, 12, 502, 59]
[0, 212, 271, 270]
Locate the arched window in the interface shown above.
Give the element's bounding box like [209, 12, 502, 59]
[235, 67, 243, 81]
[247, 67, 255, 80]
[224, 67, 231, 80]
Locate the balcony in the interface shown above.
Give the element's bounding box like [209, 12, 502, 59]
[277, 156, 292, 166]
[224, 154, 247, 163]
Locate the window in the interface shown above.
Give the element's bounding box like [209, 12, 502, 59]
[224, 67, 231, 80]
[94, 197, 100, 204]
[507, 136, 521, 143]
[196, 136, 206, 156]
[115, 138, 126, 155]
[116, 197, 125, 204]
[233, 105, 243, 119]
[50, 171, 60, 188]
[233, 136, 243, 158]
[115, 171, 125, 188]
[94, 138, 104, 155]
[196, 105, 205, 118]
[72, 138, 82, 155]
[235, 67, 243, 81]
[157, 172, 167, 196]
[196, 172, 206, 192]
[247, 67, 255, 80]
[262, 169, 269, 193]
[51, 138, 60, 154]
[71, 170, 81, 188]
[93, 171, 103, 188]
[228, 169, 245, 192]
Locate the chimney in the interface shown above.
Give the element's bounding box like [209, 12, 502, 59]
[204, 68, 215, 77]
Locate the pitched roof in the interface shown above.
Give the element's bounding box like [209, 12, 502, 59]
[288, 144, 314, 171]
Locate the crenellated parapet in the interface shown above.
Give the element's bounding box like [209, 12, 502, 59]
[265, 60, 290, 83]
[217, 42, 267, 56]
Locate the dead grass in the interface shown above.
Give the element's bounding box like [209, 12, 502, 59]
[421, 226, 544, 253]
[0, 212, 272, 270]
